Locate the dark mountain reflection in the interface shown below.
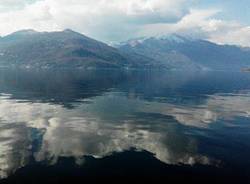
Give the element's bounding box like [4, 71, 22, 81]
[0, 69, 125, 107]
[0, 69, 250, 182]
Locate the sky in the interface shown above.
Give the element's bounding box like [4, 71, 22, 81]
[0, 0, 250, 46]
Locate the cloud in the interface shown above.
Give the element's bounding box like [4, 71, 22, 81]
[0, 0, 26, 7]
[140, 9, 221, 38]
[0, 0, 250, 46]
[209, 26, 250, 47]
[0, 0, 35, 11]
[140, 8, 250, 47]
[0, 0, 190, 42]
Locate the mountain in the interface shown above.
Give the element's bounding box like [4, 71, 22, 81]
[117, 35, 250, 70]
[1, 30, 250, 70]
[0, 29, 155, 69]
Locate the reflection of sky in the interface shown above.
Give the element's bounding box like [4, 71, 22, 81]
[0, 123, 30, 178]
[143, 92, 250, 128]
[0, 90, 250, 178]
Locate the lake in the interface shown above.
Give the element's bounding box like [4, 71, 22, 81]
[0, 69, 250, 183]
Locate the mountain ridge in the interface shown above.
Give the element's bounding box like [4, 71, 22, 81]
[0, 29, 250, 70]
[117, 35, 250, 70]
[0, 29, 139, 69]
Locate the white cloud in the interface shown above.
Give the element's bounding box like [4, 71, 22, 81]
[0, 0, 26, 7]
[0, 0, 35, 11]
[210, 26, 250, 47]
[140, 9, 221, 38]
[0, 0, 190, 41]
[140, 8, 250, 47]
[0, 0, 250, 46]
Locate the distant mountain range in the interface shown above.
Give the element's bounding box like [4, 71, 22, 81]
[117, 35, 250, 71]
[0, 29, 250, 70]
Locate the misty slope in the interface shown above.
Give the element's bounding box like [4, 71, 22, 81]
[0, 29, 155, 69]
[118, 35, 250, 70]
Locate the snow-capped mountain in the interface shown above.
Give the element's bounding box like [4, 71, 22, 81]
[117, 35, 250, 70]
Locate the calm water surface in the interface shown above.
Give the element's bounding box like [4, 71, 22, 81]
[0, 69, 250, 183]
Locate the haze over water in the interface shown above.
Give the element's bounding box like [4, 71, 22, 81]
[0, 69, 250, 183]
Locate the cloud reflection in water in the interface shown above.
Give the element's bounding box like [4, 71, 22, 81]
[0, 90, 250, 178]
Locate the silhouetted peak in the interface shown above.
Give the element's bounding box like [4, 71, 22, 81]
[63, 29, 75, 33]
